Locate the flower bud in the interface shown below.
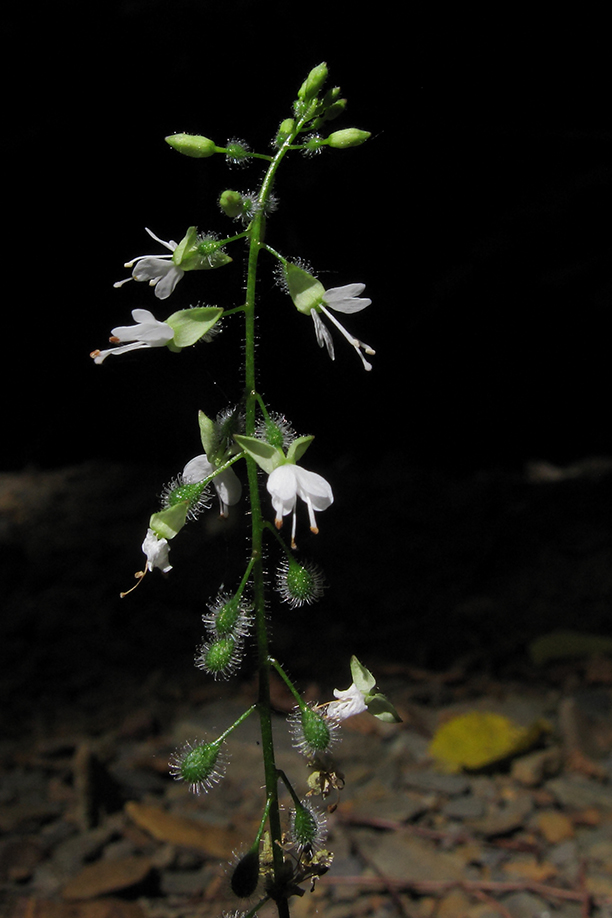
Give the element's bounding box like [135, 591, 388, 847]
[169, 739, 228, 794]
[165, 133, 218, 157]
[219, 190, 245, 219]
[327, 128, 371, 149]
[275, 117, 296, 146]
[297, 62, 328, 102]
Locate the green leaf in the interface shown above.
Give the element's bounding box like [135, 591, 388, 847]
[149, 503, 189, 540]
[234, 435, 284, 474]
[166, 307, 223, 348]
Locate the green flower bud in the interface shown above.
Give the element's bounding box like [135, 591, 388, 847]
[169, 739, 228, 794]
[219, 189, 245, 219]
[327, 128, 371, 149]
[275, 117, 296, 146]
[297, 62, 328, 102]
[165, 133, 218, 157]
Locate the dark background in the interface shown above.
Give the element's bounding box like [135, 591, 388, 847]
[3, 2, 612, 728]
[7, 5, 612, 475]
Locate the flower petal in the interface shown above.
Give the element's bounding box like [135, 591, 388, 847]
[323, 283, 371, 314]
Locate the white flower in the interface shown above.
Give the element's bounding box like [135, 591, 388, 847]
[90, 308, 173, 364]
[114, 227, 184, 299]
[142, 528, 172, 573]
[182, 454, 242, 518]
[311, 283, 375, 371]
[325, 683, 368, 722]
[266, 464, 333, 547]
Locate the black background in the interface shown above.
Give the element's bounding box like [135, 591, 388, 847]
[8, 5, 612, 476]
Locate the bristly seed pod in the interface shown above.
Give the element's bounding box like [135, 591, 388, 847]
[230, 845, 260, 899]
[161, 477, 212, 521]
[202, 592, 253, 640]
[195, 634, 244, 680]
[169, 739, 228, 794]
[288, 702, 339, 758]
[275, 555, 327, 609]
[289, 798, 328, 853]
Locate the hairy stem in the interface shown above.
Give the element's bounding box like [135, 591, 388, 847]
[242, 124, 305, 918]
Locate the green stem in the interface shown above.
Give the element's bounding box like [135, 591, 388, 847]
[242, 121, 307, 918]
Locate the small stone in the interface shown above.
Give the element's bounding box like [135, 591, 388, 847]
[546, 775, 612, 810]
[501, 854, 557, 882]
[511, 745, 562, 786]
[437, 888, 472, 917]
[441, 795, 485, 819]
[535, 809, 575, 843]
[496, 891, 550, 917]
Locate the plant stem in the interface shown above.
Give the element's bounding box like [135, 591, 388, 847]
[242, 124, 305, 918]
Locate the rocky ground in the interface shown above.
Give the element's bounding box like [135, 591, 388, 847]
[2, 457, 612, 918]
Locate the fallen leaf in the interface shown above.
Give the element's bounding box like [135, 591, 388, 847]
[125, 801, 242, 857]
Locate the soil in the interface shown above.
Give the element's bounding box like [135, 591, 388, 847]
[2, 456, 612, 918]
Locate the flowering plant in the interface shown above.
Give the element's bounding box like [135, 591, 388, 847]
[92, 62, 399, 918]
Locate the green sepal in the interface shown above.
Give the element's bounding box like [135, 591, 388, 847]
[172, 228, 233, 272]
[198, 409, 219, 458]
[284, 263, 325, 315]
[350, 655, 376, 694]
[286, 435, 314, 464]
[150, 503, 189, 540]
[234, 435, 284, 474]
[165, 307, 223, 348]
[172, 226, 199, 266]
[364, 693, 402, 724]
